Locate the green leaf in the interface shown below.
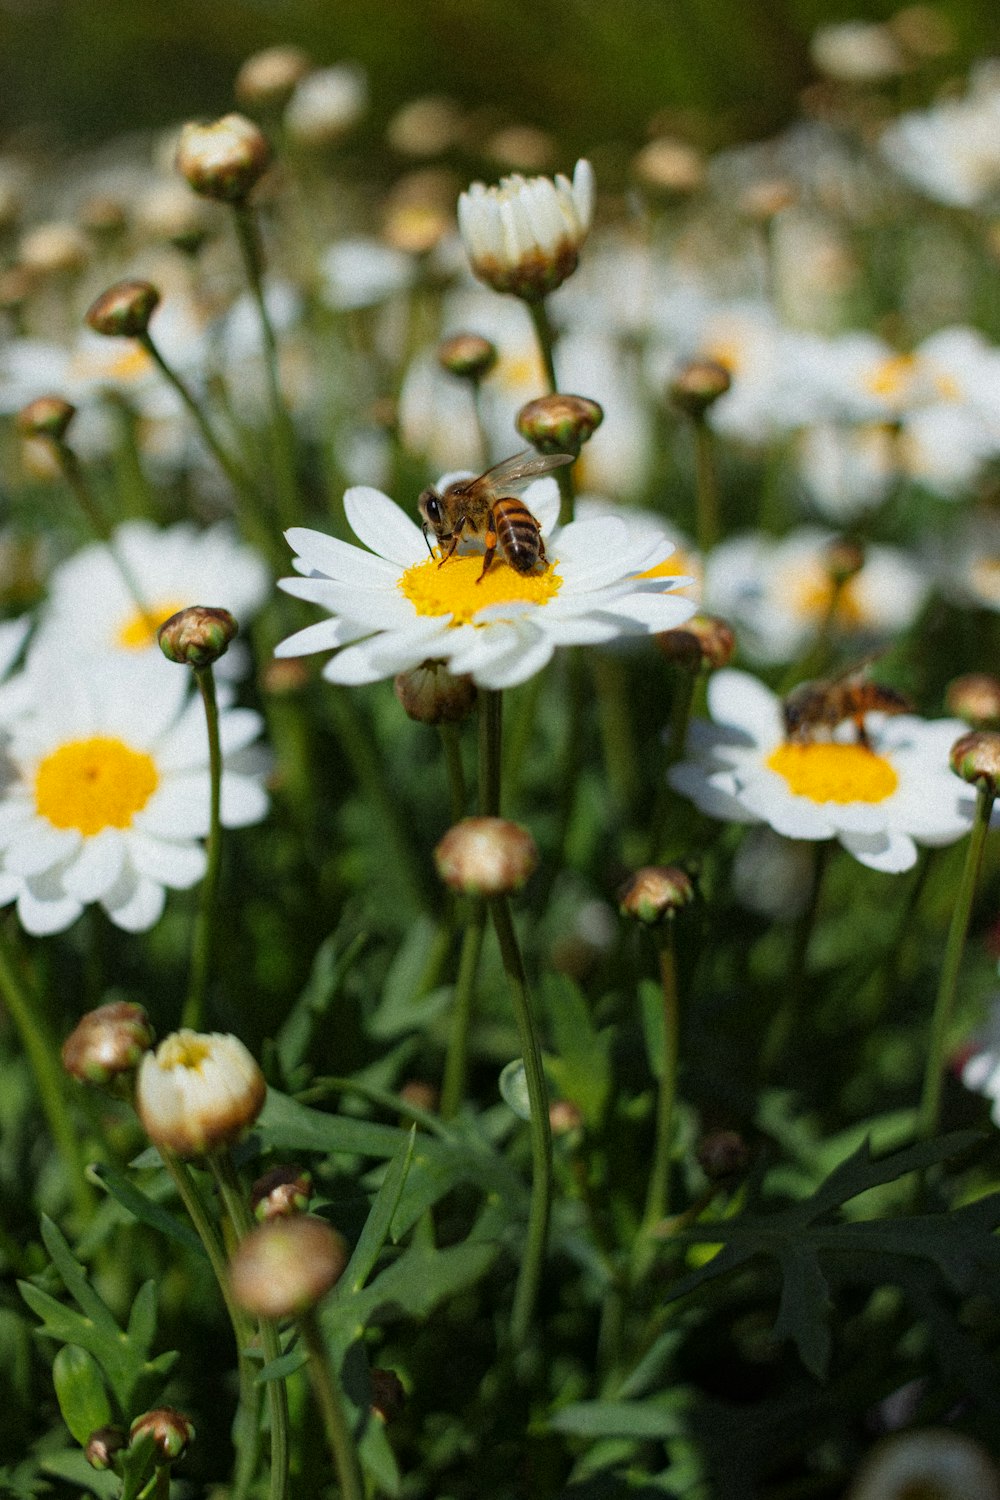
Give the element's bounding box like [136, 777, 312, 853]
[90, 1162, 204, 1257]
[125, 1282, 158, 1358]
[368, 915, 452, 1040]
[275, 928, 368, 1078]
[345, 1128, 415, 1294]
[549, 1399, 688, 1440]
[39, 1219, 117, 1334]
[53, 1345, 114, 1444]
[542, 973, 612, 1128]
[39, 1448, 119, 1498]
[771, 1244, 831, 1379]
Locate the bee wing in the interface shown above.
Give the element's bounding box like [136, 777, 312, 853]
[474, 450, 575, 495]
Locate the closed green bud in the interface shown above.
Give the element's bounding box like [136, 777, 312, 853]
[158, 606, 238, 668]
[53, 1345, 114, 1447]
[85, 280, 160, 338]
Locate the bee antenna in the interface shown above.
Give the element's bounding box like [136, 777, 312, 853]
[421, 520, 434, 558]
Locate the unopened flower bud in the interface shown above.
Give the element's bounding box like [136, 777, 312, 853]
[136, 1030, 266, 1158]
[128, 1408, 195, 1465]
[697, 1129, 751, 1181]
[80, 194, 128, 241]
[437, 332, 497, 383]
[458, 160, 594, 301]
[251, 1164, 312, 1221]
[85, 1426, 127, 1471]
[487, 125, 555, 173]
[284, 66, 368, 149]
[19, 222, 89, 277]
[632, 137, 705, 199]
[62, 1002, 154, 1088]
[386, 96, 463, 157]
[17, 395, 76, 441]
[516, 393, 603, 456]
[370, 1368, 406, 1424]
[394, 660, 477, 724]
[176, 115, 271, 203]
[158, 606, 238, 668]
[86, 280, 160, 339]
[398, 1079, 440, 1114]
[549, 1098, 584, 1136]
[235, 46, 312, 111]
[846, 1429, 1000, 1500]
[229, 1215, 349, 1319]
[434, 817, 538, 897]
[261, 657, 310, 696]
[824, 535, 865, 587]
[950, 731, 1000, 794]
[0, 265, 35, 313]
[619, 865, 695, 925]
[946, 674, 1000, 728]
[657, 614, 735, 671]
[670, 359, 732, 421]
[136, 182, 214, 254]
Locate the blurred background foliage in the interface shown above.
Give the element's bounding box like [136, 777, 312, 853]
[1, 0, 998, 157]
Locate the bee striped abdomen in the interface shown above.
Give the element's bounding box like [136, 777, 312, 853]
[493, 498, 544, 574]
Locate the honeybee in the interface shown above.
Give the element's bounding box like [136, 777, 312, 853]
[418, 450, 574, 582]
[783, 661, 913, 748]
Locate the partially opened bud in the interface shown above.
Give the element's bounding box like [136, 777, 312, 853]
[437, 332, 497, 383]
[17, 395, 76, 441]
[394, 660, 477, 724]
[86, 280, 160, 338]
[670, 359, 732, 421]
[458, 159, 594, 300]
[950, 731, 1000, 794]
[158, 606, 238, 668]
[136, 1030, 266, 1158]
[251, 1164, 312, 1221]
[284, 66, 368, 149]
[434, 817, 538, 896]
[62, 1002, 154, 1088]
[235, 46, 312, 111]
[85, 1426, 127, 1471]
[128, 1408, 195, 1465]
[230, 1215, 349, 1319]
[619, 865, 694, 925]
[176, 115, 271, 203]
[516, 393, 603, 456]
[946, 674, 1000, 728]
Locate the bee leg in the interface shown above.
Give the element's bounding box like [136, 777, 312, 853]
[854, 714, 871, 750]
[477, 518, 498, 582]
[437, 520, 465, 568]
[537, 533, 548, 569]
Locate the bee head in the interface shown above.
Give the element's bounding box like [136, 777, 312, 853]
[782, 682, 820, 740]
[418, 487, 446, 534]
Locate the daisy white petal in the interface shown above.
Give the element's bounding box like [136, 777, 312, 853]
[343, 487, 426, 565]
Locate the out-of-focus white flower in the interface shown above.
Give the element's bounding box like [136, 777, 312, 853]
[796, 422, 897, 521]
[0, 652, 268, 934]
[669, 669, 972, 873]
[809, 21, 906, 84]
[136, 1030, 266, 1158]
[32, 521, 269, 679]
[458, 159, 594, 299]
[276, 481, 694, 690]
[929, 509, 1000, 614]
[847, 1428, 1000, 1500]
[880, 62, 1000, 208]
[319, 237, 415, 311]
[704, 528, 927, 665]
[284, 65, 368, 148]
[730, 826, 815, 919]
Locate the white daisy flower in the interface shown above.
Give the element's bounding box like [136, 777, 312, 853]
[669, 669, 972, 873]
[319, 237, 415, 311]
[880, 61, 1000, 209]
[275, 478, 695, 691]
[0, 652, 268, 935]
[32, 521, 270, 678]
[704, 528, 927, 666]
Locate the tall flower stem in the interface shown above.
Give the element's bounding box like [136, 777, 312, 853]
[50, 439, 153, 621]
[918, 784, 995, 1142]
[478, 690, 504, 816]
[0, 923, 95, 1222]
[209, 1153, 290, 1500]
[641, 922, 681, 1234]
[182, 665, 223, 1032]
[440, 899, 487, 1120]
[439, 723, 467, 825]
[158, 1151, 260, 1500]
[231, 205, 300, 530]
[692, 417, 721, 556]
[526, 297, 559, 394]
[298, 1308, 365, 1500]
[490, 893, 553, 1348]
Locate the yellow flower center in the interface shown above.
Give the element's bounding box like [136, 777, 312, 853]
[158, 1031, 212, 1070]
[788, 565, 865, 627]
[766, 741, 898, 804]
[35, 737, 159, 835]
[398, 553, 562, 626]
[117, 599, 188, 651]
[638, 547, 692, 581]
[865, 352, 917, 402]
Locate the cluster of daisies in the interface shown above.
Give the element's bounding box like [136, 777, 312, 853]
[0, 523, 270, 935]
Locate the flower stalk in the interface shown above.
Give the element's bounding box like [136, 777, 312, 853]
[183, 665, 224, 1031]
[298, 1308, 365, 1500]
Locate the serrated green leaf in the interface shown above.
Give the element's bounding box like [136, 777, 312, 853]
[771, 1244, 831, 1379]
[542, 972, 612, 1128]
[39, 1219, 116, 1334]
[18, 1283, 95, 1348]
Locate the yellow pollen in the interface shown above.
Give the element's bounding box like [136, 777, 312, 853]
[865, 352, 917, 403]
[788, 565, 865, 627]
[117, 599, 188, 651]
[159, 1032, 212, 1070]
[766, 741, 898, 804]
[35, 736, 159, 836]
[398, 553, 562, 626]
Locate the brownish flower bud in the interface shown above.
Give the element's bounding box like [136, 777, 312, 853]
[158, 606, 238, 668]
[62, 1002, 155, 1088]
[823, 535, 865, 588]
[175, 115, 271, 203]
[696, 1129, 751, 1181]
[437, 332, 498, 383]
[261, 657, 310, 696]
[19, 222, 89, 277]
[85, 280, 160, 339]
[632, 137, 705, 199]
[946, 674, 1000, 728]
[128, 1408, 195, 1465]
[85, 1426, 127, 1471]
[398, 1079, 440, 1114]
[434, 817, 538, 897]
[387, 96, 464, 158]
[235, 46, 312, 111]
[670, 359, 732, 421]
[136, 1030, 266, 1159]
[250, 1164, 313, 1221]
[80, 194, 128, 240]
[394, 659, 477, 724]
[229, 1215, 349, 1319]
[136, 182, 214, 255]
[0, 265, 35, 313]
[950, 731, 1000, 794]
[619, 865, 695, 924]
[549, 1098, 584, 1136]
[17, 395, 76, 441]
[516, 393, 603, 456]
[657, 614, 735, 672]
[487, 126, 555, 173]
[370, 1368, 406, 1424]
[889, 5, 954, 61]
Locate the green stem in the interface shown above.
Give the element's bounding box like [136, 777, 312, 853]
[298, 1308, 366, 1500]
[182, 666, 223, 1031]
[641, 923, 680, 1232]
[526, 297, 559, 394]
[52, 440, 152, 619]
[209, 1153, 290, 1500]
[647, 663, 699, 862]
[478, 690, 503, 816]
[918, 784, 995, 1141]
[0, 923, 95, 1222]
[592, 653, 639, 816]
[491, 894, 552, 1348]
[440, 899, 487, 1120]
[760, 841, 829, 1079]
[439, 723, 467, 825]
[554, 461, 575, 529]
[692, 418, 720, 556]
[159, 1151, 259, 1500]
[231, 205, 300, 529]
